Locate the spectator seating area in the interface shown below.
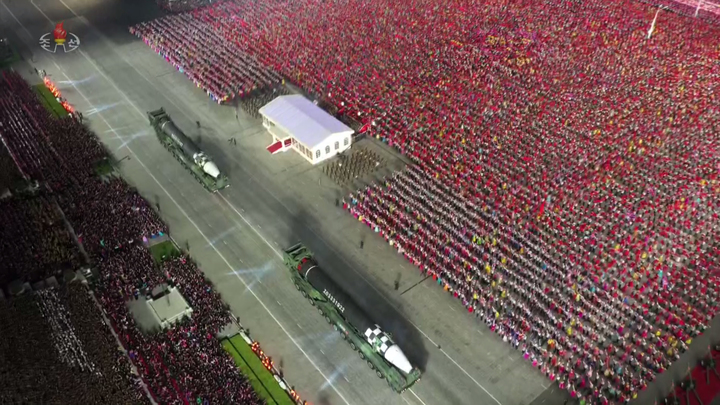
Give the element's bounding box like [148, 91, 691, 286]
[0, 284, 148, 405]
[0, 195, 82, 287]
[130, 12, 284, 103]
[130, 0, 720, 403]
[0, 70, 263, 404]
[97, 246, 258, 405]
[0, 141, 24, 192]
[157, 0, 220, 13]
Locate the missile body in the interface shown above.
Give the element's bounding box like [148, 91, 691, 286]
[297, 259, 413, 374]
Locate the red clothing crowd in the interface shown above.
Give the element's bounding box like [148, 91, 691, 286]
[129, 0, 720, 403]
[0, 70, 263, 404]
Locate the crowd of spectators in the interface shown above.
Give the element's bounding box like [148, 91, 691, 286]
[130, 12, 283, 103]
[36, 287, 97, 373]
[0, 70, 263, 403]
[0, 142, 24, 192]
[0, 195, 81, 287]
[130, 0, 720, 402]
[157, 0, 220, 14]
[60, 177, 167, 258]
[0, 285, 147, 404]
[97, 245, 260, 405]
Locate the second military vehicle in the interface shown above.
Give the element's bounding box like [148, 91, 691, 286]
[283, 243, 421, 393]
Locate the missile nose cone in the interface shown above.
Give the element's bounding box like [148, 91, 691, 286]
[203, 161, 220, 178]
[384, 345, 413, 374]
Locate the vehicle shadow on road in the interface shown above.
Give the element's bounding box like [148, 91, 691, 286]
[288, 206, 431, 373]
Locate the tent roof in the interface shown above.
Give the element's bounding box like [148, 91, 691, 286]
[259, 95, 354, 148]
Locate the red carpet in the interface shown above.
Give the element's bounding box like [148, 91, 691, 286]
[675, 348, 720, 405]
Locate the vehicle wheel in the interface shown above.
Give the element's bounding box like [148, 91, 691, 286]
[376, 370, 384, 379]
[366, 360, 375, 370]
[359, 352, 365, 360]
[295, 283, 301, 290]
[317, 307, 324, 315]
[308, 297, 315, 306]
[301, 290, 308, 298]
[324, 315, 331, 323]
[349, 342, 357, 351]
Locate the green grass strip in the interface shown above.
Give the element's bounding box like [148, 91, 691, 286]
[33, 87, 56, 116]
[93, 158, 114, 177]
[224, 335, 296, 405]
[222, 339, 279, 405]
[148, 240, 180, 263]
[33, 84, 68, 118]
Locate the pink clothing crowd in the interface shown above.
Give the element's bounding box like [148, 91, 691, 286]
[130, 12, 283, 103]
[157, 0, 220, 14]
[130, 0, 720, 403]
[0, 70, 262, 404]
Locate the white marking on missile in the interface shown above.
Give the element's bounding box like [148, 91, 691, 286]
[33, 37, 354, 405]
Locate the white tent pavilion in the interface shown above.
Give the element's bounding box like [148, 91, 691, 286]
[260, 95, 354, 164]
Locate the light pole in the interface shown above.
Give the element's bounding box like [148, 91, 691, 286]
[648, 7, 661, 39]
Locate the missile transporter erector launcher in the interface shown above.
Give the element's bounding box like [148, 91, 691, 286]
[147, 108, 228, 192]
[283, 243, 422, 393]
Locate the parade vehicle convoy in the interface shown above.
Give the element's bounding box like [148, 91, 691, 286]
[147, 108, 228, 192]
[283, 243, 422, 393]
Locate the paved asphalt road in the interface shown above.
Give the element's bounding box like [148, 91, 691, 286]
[0, 0, 569, 404]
